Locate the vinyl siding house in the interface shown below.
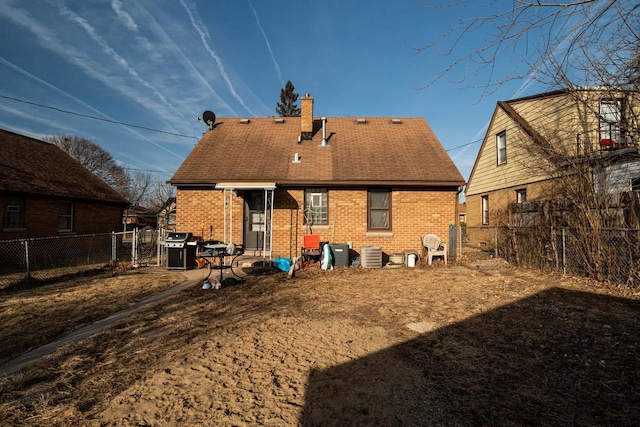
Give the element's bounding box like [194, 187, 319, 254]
[465, 89, 640, 233]
[169, 94, 465, 259]
[0, 129, 129, 240]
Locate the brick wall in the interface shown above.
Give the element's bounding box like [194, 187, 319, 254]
[0, 194, 124, 240]
[177, 187, 457, 258]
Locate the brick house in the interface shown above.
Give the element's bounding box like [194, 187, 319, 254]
[0, 129, 129, 240]
[169, 94, 464, 259]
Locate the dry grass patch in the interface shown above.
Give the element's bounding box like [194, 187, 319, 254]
[1, 255, 639, 425]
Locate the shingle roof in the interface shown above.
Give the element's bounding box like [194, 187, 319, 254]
[170, 117, 464, 187]
[0, 129, 129, 204]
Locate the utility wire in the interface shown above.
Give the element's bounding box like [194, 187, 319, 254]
[0, 94, 199, 139]
[446, 137, 483, 152]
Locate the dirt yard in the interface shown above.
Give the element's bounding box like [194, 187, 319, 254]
[1, 253, 639, 426]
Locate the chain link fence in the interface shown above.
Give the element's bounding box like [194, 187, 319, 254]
[0, 228, 165, 290]
[462, 226, 640, 286]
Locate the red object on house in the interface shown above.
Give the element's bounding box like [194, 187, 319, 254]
[301, 234, 321, 262]
[600, 138, 616, 150]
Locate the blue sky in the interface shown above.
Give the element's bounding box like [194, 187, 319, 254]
[0, 0, 544, 183]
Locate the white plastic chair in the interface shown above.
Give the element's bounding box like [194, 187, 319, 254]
[422, 234, 447, 265]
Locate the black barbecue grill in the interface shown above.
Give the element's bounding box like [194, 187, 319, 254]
[165, 232, 197, 270]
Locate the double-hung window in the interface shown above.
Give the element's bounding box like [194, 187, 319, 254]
[600, 99, 624, 146]
[482, 195, 489, 225]
[3, 196, 25, 229]
[58, 201, 74, 232]
[368, 189, 391, 230]
[516, 189, 527, 204]
[304, 188, 328, 225]
[497, 131, 507, 165]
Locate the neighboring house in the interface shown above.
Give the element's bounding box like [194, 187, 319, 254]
[0, 129, 129, 240]
[458, 203, 467, 224]
[465, 89, 640, 230]
[123, 205, 158, 230]
[169, 94, 465, 258]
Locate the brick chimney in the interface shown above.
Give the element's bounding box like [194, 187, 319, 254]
[300, 93, 313, 140]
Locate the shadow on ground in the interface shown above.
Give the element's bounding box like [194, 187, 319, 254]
[301, 288, 640, 426]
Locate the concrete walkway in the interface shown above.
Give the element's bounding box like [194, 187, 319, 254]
[0, 255, 277, 377]
[0, 255, 276, 377]
[0, 276, 198, 377]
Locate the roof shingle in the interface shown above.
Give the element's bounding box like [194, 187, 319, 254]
[0, 129, 129, 204]
[171, 117, 464, 187]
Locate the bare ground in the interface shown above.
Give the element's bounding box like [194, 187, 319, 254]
[1, 253, 639, 426]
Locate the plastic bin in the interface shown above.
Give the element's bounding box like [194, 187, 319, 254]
[332, 244, 350, 267]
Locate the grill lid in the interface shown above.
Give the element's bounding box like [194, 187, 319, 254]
[166, 232, 193, 242]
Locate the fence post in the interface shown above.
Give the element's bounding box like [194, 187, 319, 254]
[494, 226, 498, 258]
[23, 239, 30, 280]
[562, 227, 566, 275]
[131, 228, 137, 267]
[111, 232, 117, 263]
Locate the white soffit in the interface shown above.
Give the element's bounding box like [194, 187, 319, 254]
[214, 182, 276, 190]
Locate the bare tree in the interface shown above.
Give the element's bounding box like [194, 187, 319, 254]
[146, 178, 176, 211]
[45, 133, 156, 206]
[417, 1, 640, 96]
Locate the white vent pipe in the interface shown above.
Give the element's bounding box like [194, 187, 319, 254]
[320, 117, 329, 147]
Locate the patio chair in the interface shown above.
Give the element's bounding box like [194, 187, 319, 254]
[422, 234, 447, 265]
[301, 234, 322, 263]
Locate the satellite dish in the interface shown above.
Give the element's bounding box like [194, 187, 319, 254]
[202, 110, 216, 129]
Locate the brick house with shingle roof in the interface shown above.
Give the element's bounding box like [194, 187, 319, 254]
[170, 94, 464, 259]
[0, 129, 129, 239]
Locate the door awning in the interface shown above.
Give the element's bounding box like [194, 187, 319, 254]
[214, 182, 276, 190]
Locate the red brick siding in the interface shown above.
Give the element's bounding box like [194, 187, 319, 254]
[177, 188, 457, 257]
[0, 195, 124, 240]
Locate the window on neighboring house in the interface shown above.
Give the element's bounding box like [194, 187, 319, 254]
[497, 131, 507, 165]
[304, 188, 328, 225]
[631, 177, 640, 192]
[3, 196, 25, 229]
[368, 189, 391, 230]
[516, 189, 527, 203]
[482, 195, 489, 225]
[600, 98, 624, 147]
[58, 201, 74, 232]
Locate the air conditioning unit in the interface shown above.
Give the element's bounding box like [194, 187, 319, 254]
[361, 246, 382, 268]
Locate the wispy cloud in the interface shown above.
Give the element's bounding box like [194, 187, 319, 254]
[111, 0, 138, 32]
[179, 0, 257, 116]
[56, 2, 183, 118]
[129, 0, 239, 117]
[0, 57, 186, 159]
[0, 2, 190, 134]
[247, 0, 283, 85]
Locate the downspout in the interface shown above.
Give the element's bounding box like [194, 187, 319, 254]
[456, 184, 465, 259]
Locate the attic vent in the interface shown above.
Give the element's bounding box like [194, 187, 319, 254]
[356, 118, 367, 124]
[239, 119, 250, 124]
[391, 119, 402, 124]
[274, 118, 285, 124]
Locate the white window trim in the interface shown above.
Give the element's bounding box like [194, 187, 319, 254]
[497, 131, 507, 165]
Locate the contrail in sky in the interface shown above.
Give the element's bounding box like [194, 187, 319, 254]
[179, 0, 257, 116]
[0, 57, 186, 159]
[247, 0, 284, 85]
[57, 3, 183, 119]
